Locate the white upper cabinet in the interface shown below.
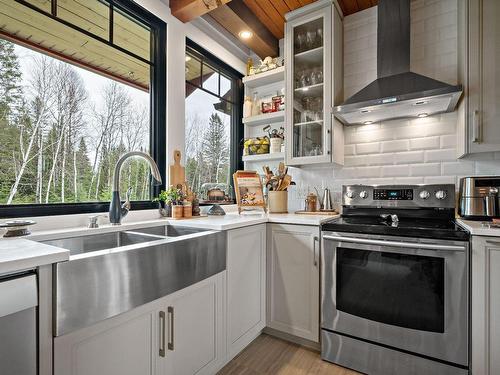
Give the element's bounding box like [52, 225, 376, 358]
[458, 0, 500, 155]
[285, 0, 344, 166]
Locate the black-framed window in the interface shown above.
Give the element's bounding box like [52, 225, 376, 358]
[184, 39, 243, 201]
[0, 0, 166, 218]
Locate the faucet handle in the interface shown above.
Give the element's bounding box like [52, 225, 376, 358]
[121, 187, 132, 218]
[88, 214, 107, 229]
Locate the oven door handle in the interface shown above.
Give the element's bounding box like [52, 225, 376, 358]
[323, 235, 465, 252]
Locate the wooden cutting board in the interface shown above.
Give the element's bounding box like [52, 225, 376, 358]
[169, 150, 185, 189]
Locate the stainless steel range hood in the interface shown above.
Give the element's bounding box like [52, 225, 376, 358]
[334, 0, 462, 125]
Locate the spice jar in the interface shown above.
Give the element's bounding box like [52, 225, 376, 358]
[306, 192, 318, 212]
[172, 205, 183, 219]
[183, 203, 192, 218]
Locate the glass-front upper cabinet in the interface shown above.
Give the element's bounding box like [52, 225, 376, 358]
[285, 1, 343, 166]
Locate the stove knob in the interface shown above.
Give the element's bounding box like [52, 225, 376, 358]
[359, 190, 368, 199]
[346, 191, 355, 199]
[435, 190, 447, 200]
[419, 190, 430, 200]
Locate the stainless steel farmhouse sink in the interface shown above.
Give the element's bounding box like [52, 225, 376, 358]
[38, 225, 226, 336]
[40, 230, 161, 256]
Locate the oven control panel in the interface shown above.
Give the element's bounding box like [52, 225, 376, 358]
[373, 189, 413, 200]
[342, 184, 455, 209]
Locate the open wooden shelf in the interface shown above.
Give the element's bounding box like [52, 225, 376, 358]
[242, 152, 285, 162]
[242, 66, 285, 88]
[243, 111, 285, 127]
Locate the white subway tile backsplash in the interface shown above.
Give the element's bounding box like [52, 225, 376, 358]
[382, 165, 410, 177]
[425, 148, 456, 162]
[381, 140, 410, 153]
[410, 163, 441, 176]
[440, 134, 456, 148]
[344, 144, 355, 155]
[423, 175, 456, 184]
[356, 166, 382, 178]
[410, 136, 440, 150]
[356, 142, 381, 154]
[395, 151, 425, 164]
[442, 161, 475, 175]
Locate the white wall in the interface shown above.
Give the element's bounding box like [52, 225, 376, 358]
[288, 0, 500, 211]
[133, 0, 247, 174]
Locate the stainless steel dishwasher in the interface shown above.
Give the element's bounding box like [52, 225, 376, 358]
[0, 271, 38, 375]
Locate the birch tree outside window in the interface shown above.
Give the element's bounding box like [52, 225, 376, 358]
[0, 0, 166, 215]
[185, 43, 243, 201]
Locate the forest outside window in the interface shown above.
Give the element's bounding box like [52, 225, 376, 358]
[0, 0, 166, 216]
[185, 41, 243, 202]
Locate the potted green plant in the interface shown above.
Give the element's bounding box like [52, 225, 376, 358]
[155, 186, 185, 217]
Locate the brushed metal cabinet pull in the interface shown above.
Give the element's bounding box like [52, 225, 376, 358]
[159, 311, 166, 357]
[472, 109, 481, 143]
[167, 306, 174, 351]
[313, 236, 319, 267]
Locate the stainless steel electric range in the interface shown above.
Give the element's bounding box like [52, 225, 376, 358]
[321, 184, 470, 375]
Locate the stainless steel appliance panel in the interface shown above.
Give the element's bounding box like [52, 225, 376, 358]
[54, 230, 226, 336]
[322, 330, 468, 375]
[459, 176, 500, 218]
[0, 273, 37, 375]
[322, 231, 468, 366]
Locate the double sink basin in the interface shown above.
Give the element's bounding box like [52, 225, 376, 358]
[39, 224, 226, 336]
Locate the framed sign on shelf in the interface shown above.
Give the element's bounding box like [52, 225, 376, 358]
[233, 170, 267, 214]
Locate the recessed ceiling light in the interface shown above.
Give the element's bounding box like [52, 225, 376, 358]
[418, 113, 428, 118]
[185, 55, 191, 62]
[238, 30, 253, 39]
[363, 121, 374, 125]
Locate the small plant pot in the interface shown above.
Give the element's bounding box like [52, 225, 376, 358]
[172, 205, 183, 219]
[268, 191, 288, 213]
[158, 201, 171, 217]
[183, 205, 192, 218]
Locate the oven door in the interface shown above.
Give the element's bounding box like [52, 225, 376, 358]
[321, 231, 469, 366]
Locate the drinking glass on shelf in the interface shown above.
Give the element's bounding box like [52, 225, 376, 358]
[316, 27, 323, 47]
[299, 71, 311, 88]
[310, 69, 323, 85]
[296, 31, 307, 52]
[306, 30, 317, 50]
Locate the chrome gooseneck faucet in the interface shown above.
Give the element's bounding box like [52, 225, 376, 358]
[109, 151, 162, 225]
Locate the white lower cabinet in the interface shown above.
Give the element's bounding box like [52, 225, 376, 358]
[267, 224, 320, 342]
[54, 272, 225, 375]
[226, 224, 266, 358]
[472, 236, 500, 375]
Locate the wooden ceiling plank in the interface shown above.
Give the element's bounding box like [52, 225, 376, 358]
[270, 0, 292, 16]
[283, 0, 302, 10]
[355, 0, 377, 11]
[338, 0, 360, 16]
[242, 0, 283, 39]
[209, 5, 278, 58]
[171, 0, 231, 23]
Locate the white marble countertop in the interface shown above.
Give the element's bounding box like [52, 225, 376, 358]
[0, 238, 69, 275]
[0, 211, 338, 274]
[456, 219, 500, 237]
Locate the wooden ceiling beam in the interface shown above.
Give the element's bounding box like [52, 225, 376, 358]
[170, 0, 232, 23]
[209, 2, 279, 58]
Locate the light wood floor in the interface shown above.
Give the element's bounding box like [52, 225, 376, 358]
[218, 334, 361, 375]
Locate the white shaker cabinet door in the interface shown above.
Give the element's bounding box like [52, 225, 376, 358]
[54, 302, 160, 375]
[226, 224, 266, 358]
[472, 236, 500, 375]
[166, 272, 226, 375]
[267, 224, 320, 342]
